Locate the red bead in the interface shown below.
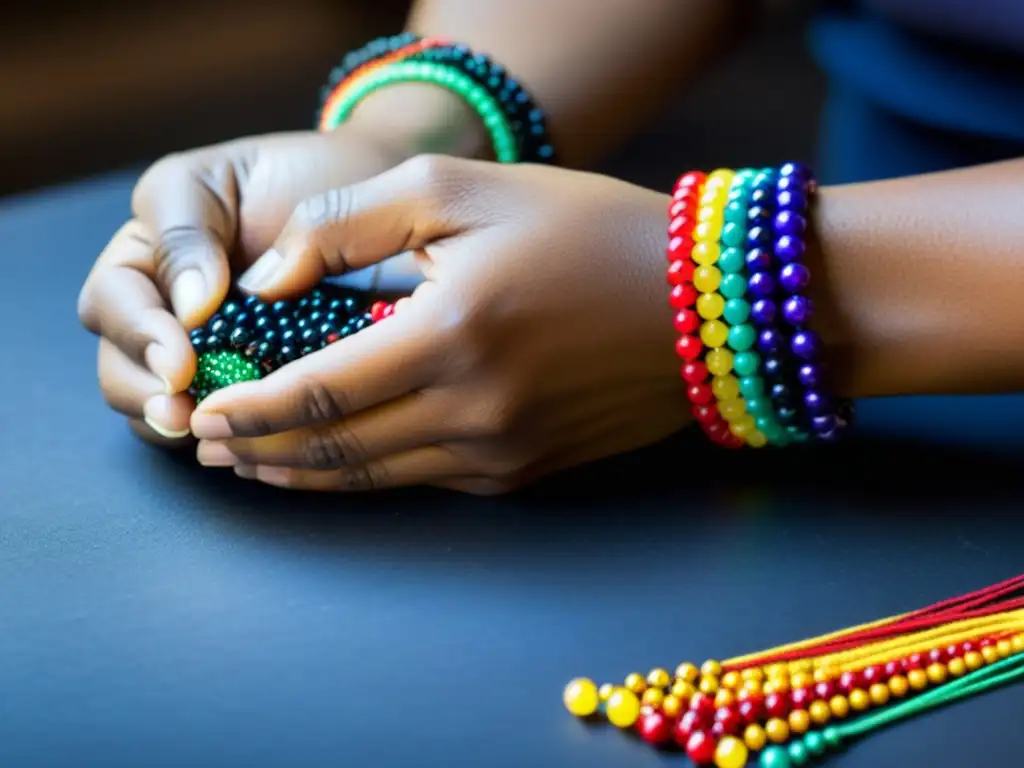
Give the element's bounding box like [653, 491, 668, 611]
[837, 671, 859, 694]
[979, 638, 995, 649]
[667, 234, 695, 261]
[737, 698, 762, 724]
[676, 335, 703, 361]
[675, 711, 703, 745]
[764, 692, 789, 719]
[668, 214, 695, 236]
[861, 666, 883, 686]
[667, 259, 695, 286]
[883, 661, 901, 680]
[813, 680, 835, 701]
[903, 653, 925, 671]
[674, 171, 706, 192]
[790, 688, 812, 709]
[704, 421, 729, 441]
[682, 361, 709, 385]
[687, 383, 714, 405]
[674, 309, 700, 334]
[690, 693, 716, 722]
[927, 648, 947, 666]
[693, 404, 719, 425]
[685, 731, 718, 765]
[670, 284, 699, 309]
[369, 301, 388, 322]
[669, 198, 697, 219]
[722, 435, 745, 449]
[637, 711, 673, 745]
[325, 333, 340, 344]
[737, 689, 762, 704]
[715, 706, 742, 735]
[381, 303, 395, 319]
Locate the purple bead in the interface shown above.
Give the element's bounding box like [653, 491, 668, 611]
[776, 189, 807, 212]
[748, 272, 776, 298]
[780, 161, 813, 180]
[775, 235, 806, 264]
[758, 328, 783, 354]
[791, 329, 820, 360]
[774, 210, 807, 237]
[750, 298, 777, 326]
[747, 226, 772, 249]
[804, 390, 832, 414]
[798, 363, 821, 388]
[780, 263, 811, 293]
[782, 295, 814, 325]
[776, 175, 806, 194]
[816, 428, 840, 443]
[812, 414, 837, 433]
[745, 247, 773, 272]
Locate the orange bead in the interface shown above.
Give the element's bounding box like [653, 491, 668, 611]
[702, 660, 724, 678]
[791, 672, 814, 690]
[808, 700, 831, 725]
[625, 673, 647, 694]
[744, 724, 767, 751]
[907, 669, 929, 691]
[947, 658, 967, 678]
[642, 688, 665, 708]
[788, 710, 811, 734]
[742, 679, 763, 696]
[672, 680, 696, 700]
[721, 671, 742, 690]
[765, 718, 790, 744]
[829, 695, 850, 719]
[676, 663, 700, 683]
[997, 639, 1013, 658]
[813, 667, 838, 683]
[662, 694, 684, 718]
[888, 675, 909, 698]
[647, 668, 671, 688]
[926, 663, 948, 685]
[715, 689, 736, 708]
[789, 660, 814, 675]
[1012, 634, 1024, 654]
[767, 678, 790, 695]
[765, 664, 788, 679]
[699, 676, 720, 695]
[849, 689, 870, 711]
[741, 668, 765, 683]
[982, 646, 1000, 664]
[869, 683, 890, 706]
[965, 651, 985, 671]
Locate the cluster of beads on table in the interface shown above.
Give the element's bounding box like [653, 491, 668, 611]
[562, 632, 1024, 767]
[187, 286, 381, 402]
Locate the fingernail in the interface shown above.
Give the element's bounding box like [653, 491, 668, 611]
[234, 465, 257, 479]
[191, 412, 233, 440]
[256, 466, 291, 486]
[143, 395, 191, 438]
[171, 269, 208, 321]
[144, 418, 191, 440]
[239, 249, 285, 291]
[196, 440, 237, 467]
[144, 344, 176, 394]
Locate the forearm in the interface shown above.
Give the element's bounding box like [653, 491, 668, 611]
[347, 0, 741, 167]
[809, 158, 1024, 399]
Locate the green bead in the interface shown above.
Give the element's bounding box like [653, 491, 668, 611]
[721, 222, 746, 247]
[720, 273, 747, 299]
[723, 298, 750, 324]
[718, 247, 745, 273]
[733, 351, 760, 377]
[788, 741, 809, 766]
[759, 746, 792, 768]
[804, 732, 826, 757]
[728, 323, 756, 352]
[823, 727, 843, 750]
[740, 376, 763, 398]
[724, 201, 747, 225]
[746, 397, 771, 417]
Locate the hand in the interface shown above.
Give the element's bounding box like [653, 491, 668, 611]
[76, 126, 422, 447]
[189, 156, 691, 495]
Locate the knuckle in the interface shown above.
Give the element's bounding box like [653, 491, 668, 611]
[401, 153, 451, 188]
[290, 188, 355, 273]
[301, 423, 364, 470]
[301, 377, 352, 424]
[340, 463, 385, 492]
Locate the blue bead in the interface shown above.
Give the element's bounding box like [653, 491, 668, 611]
[782, 295, 814, 325]
[748, 272, 777, 298]
[758, 328, 783, 354]
[762, 355, 785, 379]
[750, 298, 777, 326]
[780, 263, 811, 294]
[804, 390, 832, 414]
[774, 210, 807, 237]
[775, 235, 806, 263]
[747, 226, 773, 249]
[791, 329, 821, 360]
[776, 189, 807, 212]
[745, 247, 773, 272]
[798, 363, 821, 388]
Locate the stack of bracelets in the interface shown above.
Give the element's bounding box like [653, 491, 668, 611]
[563, 573, 1024, 767]
[188, 35, 554, 402]
[668, 164, 852, 449]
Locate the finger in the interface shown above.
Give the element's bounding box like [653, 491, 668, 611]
[195, 390, 452, 469]
[236, 154, 483, 299]
[129, 418, 194, 448]
[232, 445, 462, 492]
[131, 156, 235, 327]
[190, 296, 443, 439]
[80, 222, 197, 392]
[99, 340, 194, 438]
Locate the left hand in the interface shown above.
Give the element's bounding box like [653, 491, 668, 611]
[190, 155, 691, 495]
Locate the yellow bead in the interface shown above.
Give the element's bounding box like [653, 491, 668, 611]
[721, 670, 742, 690]
[813, 667, 838, 683]
[699, 676, 720, 695]
[700, 189, 726, 207]
[700, 320, 729, 348]
[701, 663, 723, 680]
[714, 736, 749, 768]
[789, 660, 814, 674]
[693, 265, 722, 293]
[676, 663, 700, 683]
[964, 651, 985, 671]
[624, 673, 647, 694]
[741, 668, 765, 683]
[982, 646, 1000, 664]
[765, 718, 790, 744]
[762, 681, 778, 696]
[888, 675, 909, 698]
[788, 709, 811, 734]
[730, 421, 754, 439]
[997, 639, 1013, 658]
[1012, 634, 1024, 654]
[744, 724, 768, 751]
[767, 677, 791, 695]
[692, 241, 721, 265]
[791, 672, 814, 690]
[742, 679, 763, 695]
[697, 292, 726, 320]
[712, 375, 740, 401]
[746, 431, 768, 448]
[907, 669, 929, 690]
[694, 220, 723, 242]
[718, 398, 747, 421]
[563, 678, 600, 717]
[809, 700, 831, 725]
[926, 663, 948, 685]
[647, 668, 671, 689]
[715, 689, 736, 708]
[706, 348, 734, 376]
[605, 688, 642, 728]
[642, 688, 665, 708]
[849, 689, 870, 711]
[672, 680, 696, 700]
[662, 694, 684, 718]
[869, 683, 890, 706]
[829, 695, 850, 719]
[697, 205, 720, 223]
[766, 664, 788, 679]
[599, 683, 615, 702]
[707, 168, 735, 185]
[947, 658, 967, 677]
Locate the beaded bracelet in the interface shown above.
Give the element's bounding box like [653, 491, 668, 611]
[317, 35, 556, 164]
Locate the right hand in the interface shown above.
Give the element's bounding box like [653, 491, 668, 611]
[77, 126, 418, 446]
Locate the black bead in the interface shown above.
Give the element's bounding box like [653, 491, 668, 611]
[763, 356, 785, 378]
[229, 327, 251, 348]
[777, 406, 799, 425]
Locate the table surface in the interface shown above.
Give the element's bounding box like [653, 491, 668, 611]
[2, 173, 1023, 768]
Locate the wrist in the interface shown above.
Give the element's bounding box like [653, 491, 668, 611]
[340, 83, 493, 162]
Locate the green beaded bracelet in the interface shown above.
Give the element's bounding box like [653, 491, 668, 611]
[325, 60, 520, 163]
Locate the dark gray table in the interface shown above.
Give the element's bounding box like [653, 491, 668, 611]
[2, 172, 1022, 768]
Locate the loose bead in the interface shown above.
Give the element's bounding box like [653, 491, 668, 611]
[693, 241, 722, 265]
[765, 718, 790, 744]
[848, 689, 870, 711]
[673, 679, 698, 700]
[642, 688, 665, 708]
[926, 663, 948, 685]
[907, 670, 929, 691]
[790, 672, 814, 690]
[714, 737, 749, 768]
[698, 292, 726, 320]
[964, 651, 985, 671]
[808, 700, 831, 725]
[948, 658, 967, 677]
[606, 688, 642, 728]
[675, 309, 701, 334]
[721, 671, 742, 690]
[837, 671, 858, 694]
[888, 675, 909, 698]
[788, 741, 809, 766]
[828, 695, 850, 719]
[715, 706, 743, 736]
[715, 689, 737, 708]
[868, 683, 890, 706]
[790, 688, 811, 710]
[982, 646, 1001, 664]
[599, 683, 615, 701]
[701, 320, 730, 348]
[759, 746, 791, 768]
[997, 639, 1013, 658]
[700, 677, 721, 695]
[745, 723, 768, 751]
[702, 661, 724, 679]
[563, 678, 600, 716]
[765, 692, 789, 719]
[813, 681, 835, 701]
[677, 662, 701, 682]
[648, 668, 672, 688]
[686, 731, 718, 765]
[663, 694, 685, 718]
[1012, 635, 1024, 654]
[625, 673, 647, 694]
[788, 709, 811, 735]
[638, 710, 673, 745]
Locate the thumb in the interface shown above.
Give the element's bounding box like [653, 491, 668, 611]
[237, 154, 479, 300]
